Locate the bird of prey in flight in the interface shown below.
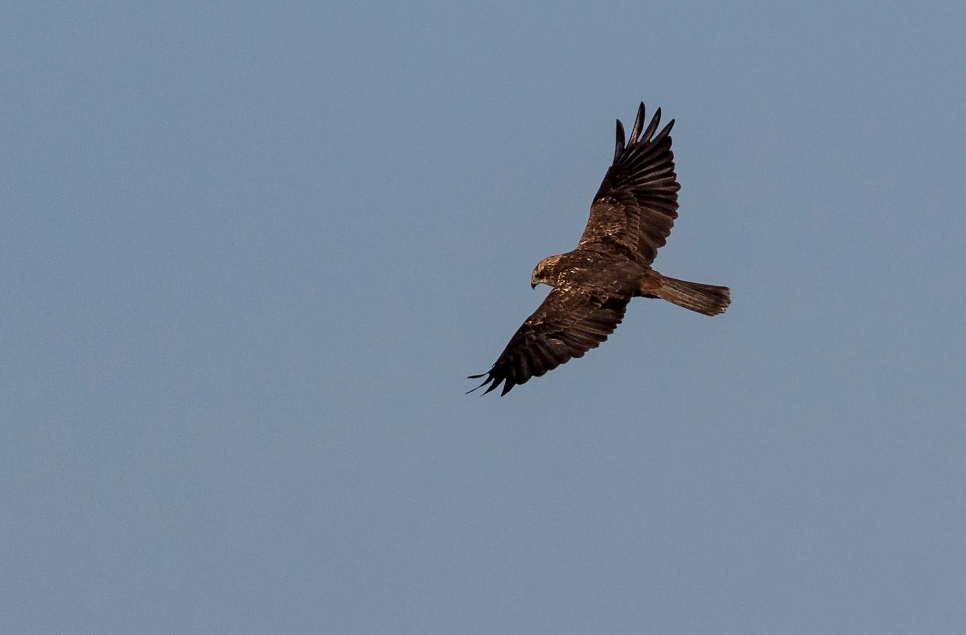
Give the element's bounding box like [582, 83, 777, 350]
[469, 103, 730, 396]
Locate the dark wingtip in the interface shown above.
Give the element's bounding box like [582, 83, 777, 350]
[653, 118, 675, 144]
[466, 370, 513, 396]
[468, 370, 505, 395]
[466, 375, 490, 394]
[639, 107, 662, 143]
[629, 102, 645, 143]
[614, 119, 626, 162]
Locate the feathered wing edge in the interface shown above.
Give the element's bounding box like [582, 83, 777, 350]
[465, 326, 566, 397]
[613, 103, 671, 165]
[613, 119, 625, 162]
[581, 103, 679, 264]
[468, 293, 628, 396]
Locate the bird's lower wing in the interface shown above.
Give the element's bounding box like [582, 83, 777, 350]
[469, 287, 629, 396]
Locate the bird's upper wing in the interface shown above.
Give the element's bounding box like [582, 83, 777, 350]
[577, 103, 680, 265]
[468, 286, 630, 396]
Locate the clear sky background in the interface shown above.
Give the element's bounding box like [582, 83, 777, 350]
[2, 2, 965, 633]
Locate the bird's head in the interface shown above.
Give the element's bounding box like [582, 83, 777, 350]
[531, 255, 562, 289]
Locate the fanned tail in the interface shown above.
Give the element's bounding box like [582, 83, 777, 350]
[655, 276, 731, 316]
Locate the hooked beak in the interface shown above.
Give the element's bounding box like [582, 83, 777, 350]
[531, 281, 537, 289]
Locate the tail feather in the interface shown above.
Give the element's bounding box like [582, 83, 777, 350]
[656, 276, 731, 316]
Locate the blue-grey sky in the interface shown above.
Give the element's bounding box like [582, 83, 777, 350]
[2, 2, 965, 633]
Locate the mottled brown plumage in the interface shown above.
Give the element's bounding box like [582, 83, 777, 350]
[470, 103, 730, 396]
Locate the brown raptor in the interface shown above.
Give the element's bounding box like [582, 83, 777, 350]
[470, 103, 730, 396]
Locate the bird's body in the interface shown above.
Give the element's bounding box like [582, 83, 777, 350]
[533, 250, 645, 297]
[470, 103, 730, 395]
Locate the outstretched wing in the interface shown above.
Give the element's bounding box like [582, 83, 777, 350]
[468, 287, 630, 396]
[577, 103, 680, 265]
